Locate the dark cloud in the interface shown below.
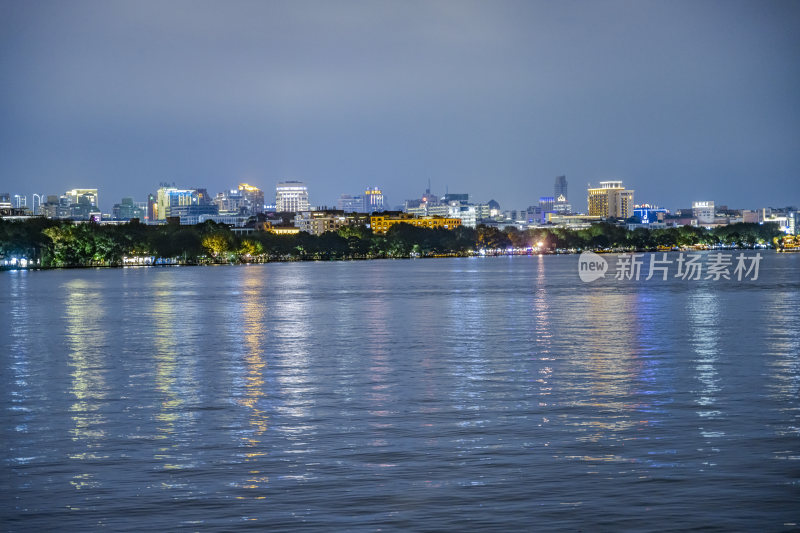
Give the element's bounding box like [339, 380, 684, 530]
[1, 0, 798, 211]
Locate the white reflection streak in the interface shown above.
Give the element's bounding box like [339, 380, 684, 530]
[273, 267, 317, 458]
[365, 292, 395, 452]
[688, 289, 724, 440]
[7, 273, 34, 464]
[533, 256, 553, 413]
[763, 287, 800, 441]
[8, 272, 30, 415]
[448, 267, 487, 403]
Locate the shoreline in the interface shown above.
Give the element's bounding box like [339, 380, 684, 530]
[1, 246, 777, 272]
[1, 219, 787, 271]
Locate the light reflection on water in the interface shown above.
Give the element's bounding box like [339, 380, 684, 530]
[688, 288, 724, 441]
[64, 278, 108, 493]
[236, 267, 270, 493]
[1, 255, 799, 530]
[150, 274, 204, 475]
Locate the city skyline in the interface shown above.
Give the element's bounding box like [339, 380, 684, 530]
[1, 1, 799, 210]
[3, 176, 798, 218]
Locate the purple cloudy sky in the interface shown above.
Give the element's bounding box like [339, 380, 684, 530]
[1, 0, 798, 211]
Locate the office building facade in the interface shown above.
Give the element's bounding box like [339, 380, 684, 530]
[587, 181, 634, 219]
[275, 181, 310, 213]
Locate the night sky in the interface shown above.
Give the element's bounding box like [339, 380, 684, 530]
[1, 0, 799, 212]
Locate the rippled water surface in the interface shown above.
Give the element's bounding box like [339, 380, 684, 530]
[2, 254, 799, 531]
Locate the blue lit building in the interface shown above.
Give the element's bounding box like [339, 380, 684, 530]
[538, 196, 555, 224]
[632, 205, 669, 224]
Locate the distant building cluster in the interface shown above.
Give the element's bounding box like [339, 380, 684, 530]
[337, 187, 385, 213]
[29, 189, 103, 221]
[2, 173, 798, 236]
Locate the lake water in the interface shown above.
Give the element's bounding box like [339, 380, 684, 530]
[2, 254, 799, 531]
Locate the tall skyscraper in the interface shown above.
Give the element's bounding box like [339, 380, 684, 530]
[554, 175, 568, 202]
[275, 181, 310, 213]
[587, 181, 634, 219]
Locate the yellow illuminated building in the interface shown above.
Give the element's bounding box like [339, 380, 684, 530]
[370, 214, 462, 233]
[587, 181, 634, 219]
[238, 183, 265, 212]
[260, 221, 300, 235]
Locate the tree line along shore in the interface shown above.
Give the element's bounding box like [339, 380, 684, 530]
[0, 218, 786, 269]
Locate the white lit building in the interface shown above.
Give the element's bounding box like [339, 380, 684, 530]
[553, 194, 571, 214]
[275, 181, 310, 213]
[448, 202, 478, 228]
[692, 201, 715, 224]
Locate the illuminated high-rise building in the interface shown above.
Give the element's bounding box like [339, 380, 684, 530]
[156, 187, 194, 220]
[238, 183, 265, 213]
[364, 187, 385, 213]
[587, 181, 634, 219]
[275, 181, 310, 213]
